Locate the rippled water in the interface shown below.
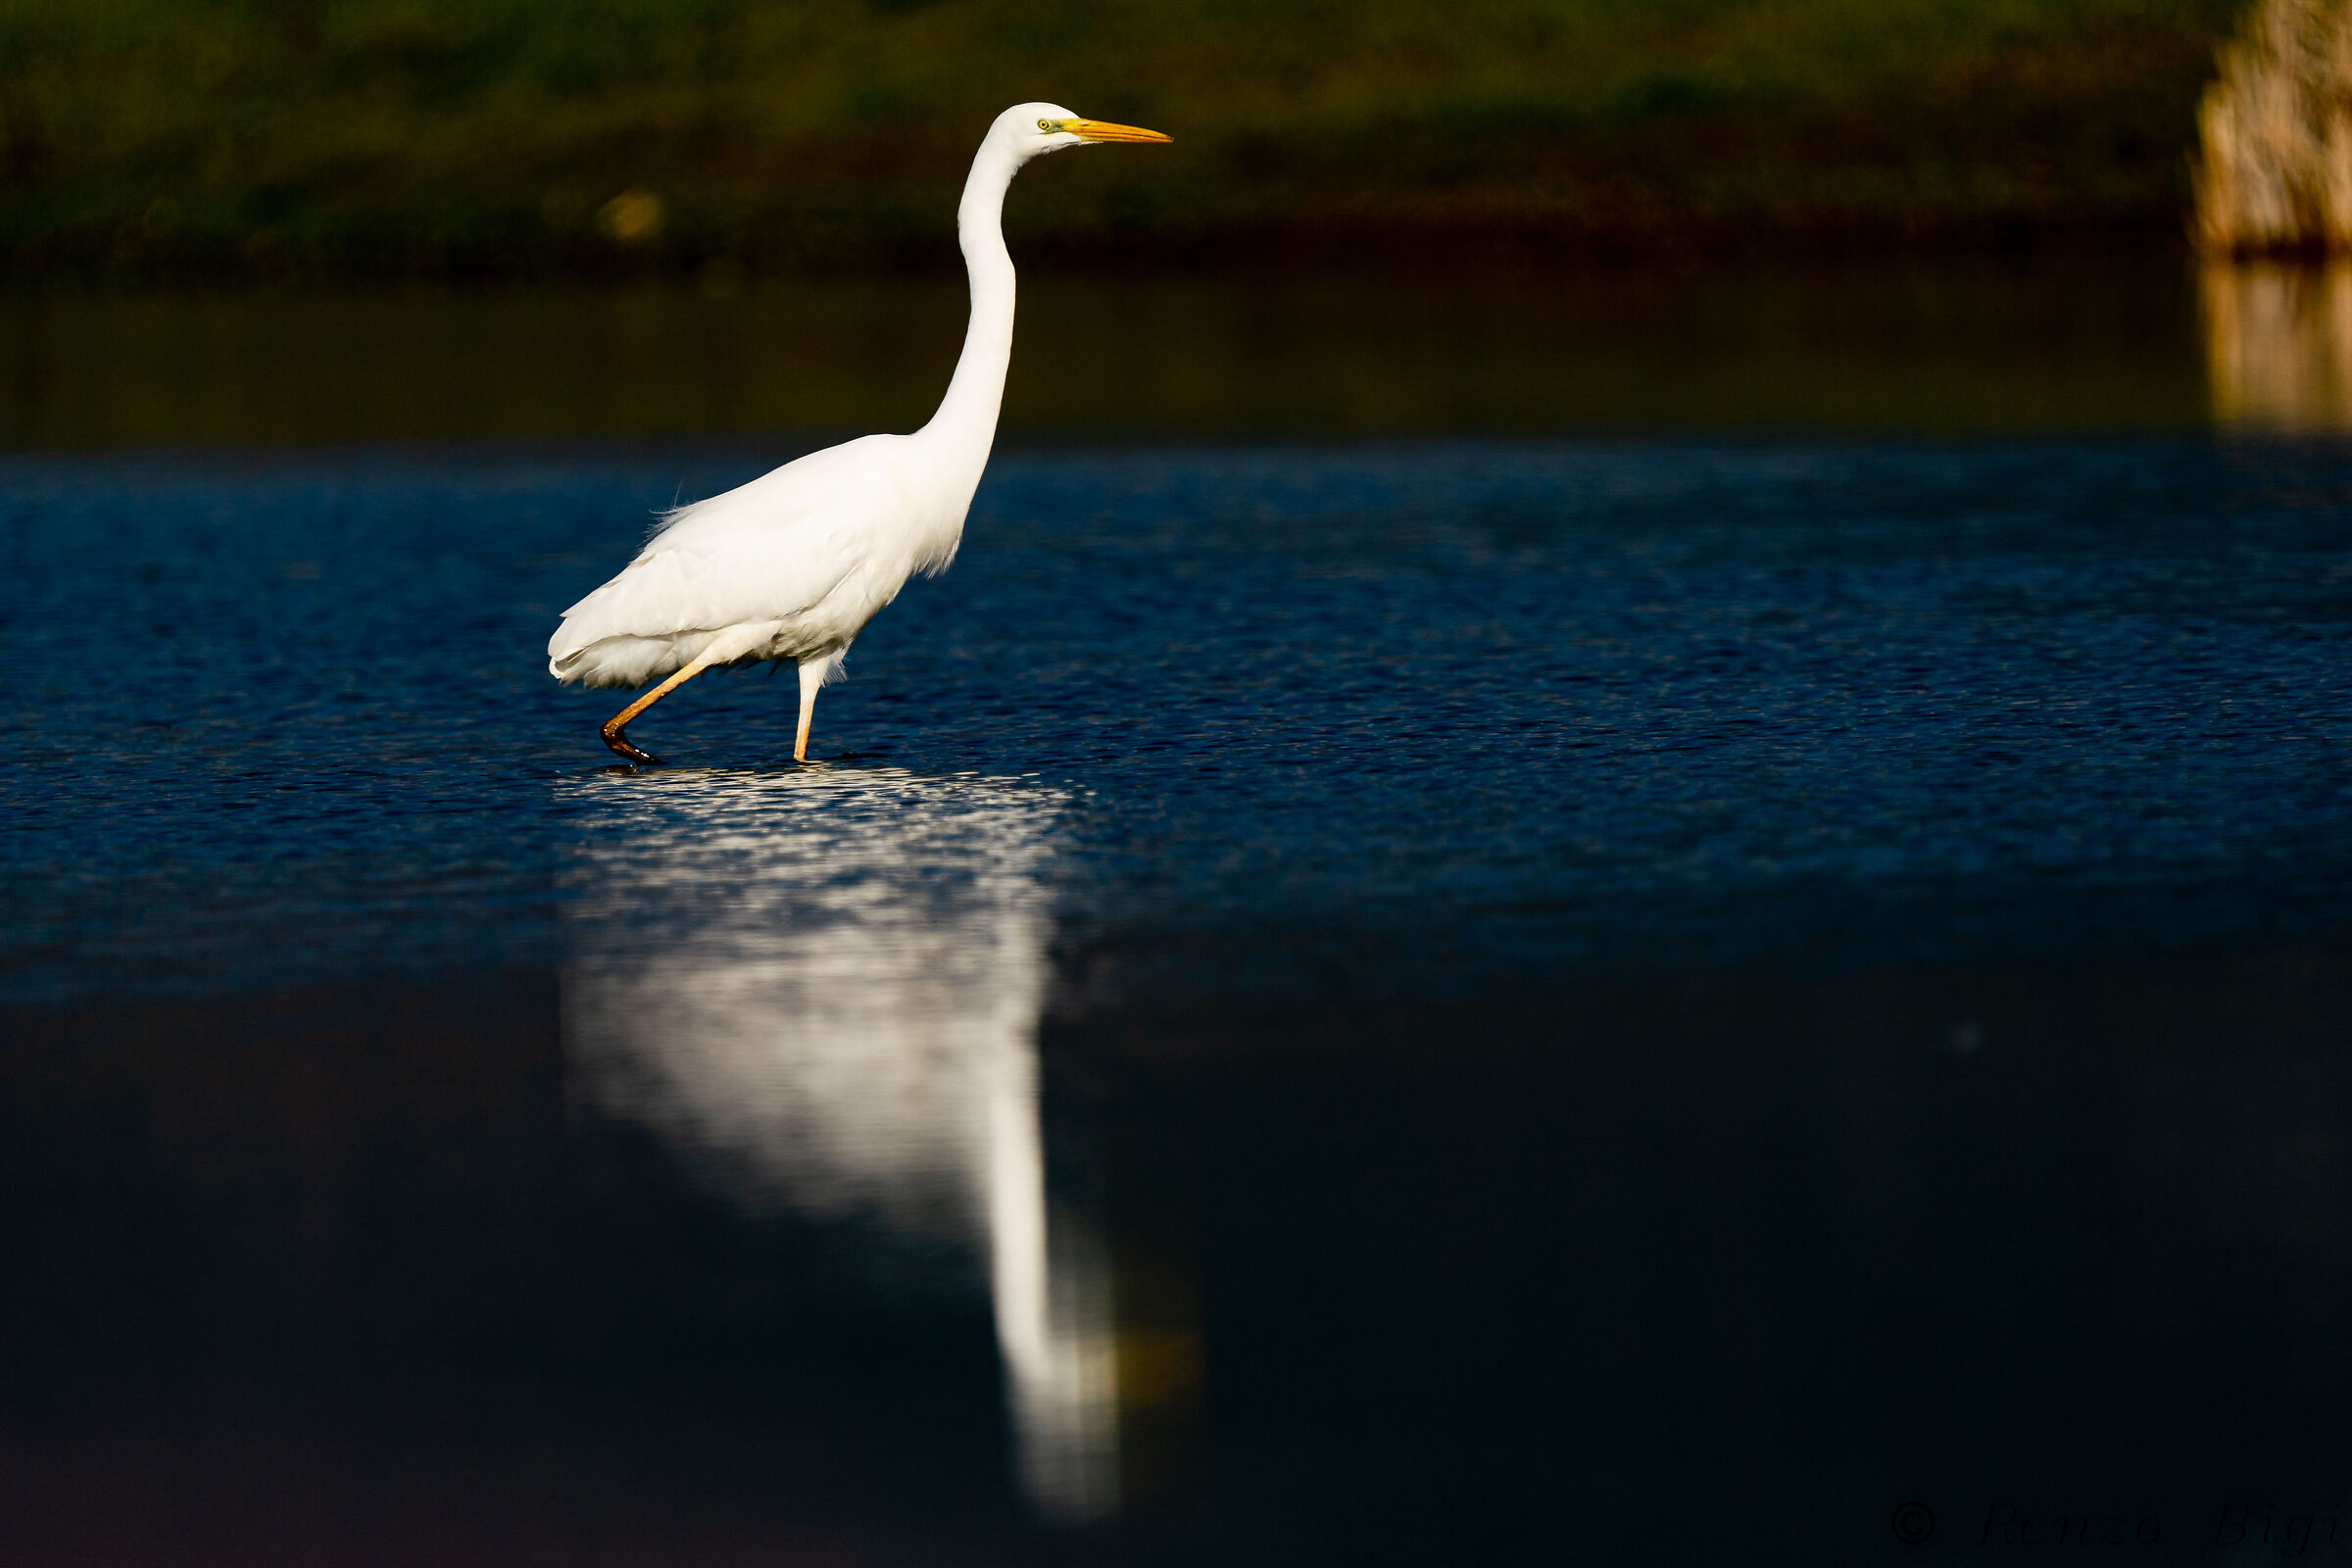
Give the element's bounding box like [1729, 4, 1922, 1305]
[10, 438, 2350, 994]
[6, 428, 2352, 1562]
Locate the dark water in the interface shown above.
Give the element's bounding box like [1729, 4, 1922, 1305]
[7, 414, 2352, 1552]
[0, 259, 2213, 450]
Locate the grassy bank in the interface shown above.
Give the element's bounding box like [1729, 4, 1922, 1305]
[0, 0, 2246, 281]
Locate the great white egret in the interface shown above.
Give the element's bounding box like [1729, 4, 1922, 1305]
[547, 103, 1171, 763]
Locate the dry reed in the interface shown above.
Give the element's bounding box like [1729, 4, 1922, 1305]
[2195, 0, 2352, 250]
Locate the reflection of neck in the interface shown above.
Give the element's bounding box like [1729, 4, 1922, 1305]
[920, 141, 1018, 473]
[985, 1001, 1119, 1521]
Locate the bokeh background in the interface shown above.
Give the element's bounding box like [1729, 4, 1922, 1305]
[12, 0, 2344, 450]
[0, 0, 2246, 281]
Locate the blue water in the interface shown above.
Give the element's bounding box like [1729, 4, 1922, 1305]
[8, 437, 2350, 1002]
[8, 434, 2352, 1565]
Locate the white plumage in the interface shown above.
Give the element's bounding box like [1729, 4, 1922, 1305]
[547, 103, 1170, 763]
[550, 435, 930, 690]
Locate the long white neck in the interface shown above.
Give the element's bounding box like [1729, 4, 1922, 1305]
[918, 140, 1019, 474]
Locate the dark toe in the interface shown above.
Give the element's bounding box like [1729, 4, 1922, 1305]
[602, 730, 662, 765]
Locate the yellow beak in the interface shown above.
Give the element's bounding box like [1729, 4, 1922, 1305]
[1070, 119, 1173, 144]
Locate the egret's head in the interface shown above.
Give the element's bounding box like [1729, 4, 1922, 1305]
[999, 101, 1171, 163]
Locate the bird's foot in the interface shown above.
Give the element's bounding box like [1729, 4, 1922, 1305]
[602, 723, 662, 765]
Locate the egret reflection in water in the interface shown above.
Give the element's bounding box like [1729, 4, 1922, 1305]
[558, 767, 1117, 1519]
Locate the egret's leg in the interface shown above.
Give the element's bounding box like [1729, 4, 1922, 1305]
[601, 646, 725, 764]
[793, 656, 827, 761]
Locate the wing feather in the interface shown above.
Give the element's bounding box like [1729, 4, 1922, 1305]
[548, 435, 906, 666]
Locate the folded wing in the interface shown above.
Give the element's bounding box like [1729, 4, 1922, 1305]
[548, 436, 906, 672]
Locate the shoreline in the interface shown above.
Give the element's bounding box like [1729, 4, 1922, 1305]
[7, 213, 2209, 292]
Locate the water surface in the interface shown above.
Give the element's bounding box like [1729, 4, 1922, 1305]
[0, 258, 2216, 449]
[5, 270, 2352, 1563]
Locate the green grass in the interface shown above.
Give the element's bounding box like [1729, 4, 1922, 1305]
[0, 0, 2248, 279]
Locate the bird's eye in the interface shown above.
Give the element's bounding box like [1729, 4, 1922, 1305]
[1038, 119, 1055, 131]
